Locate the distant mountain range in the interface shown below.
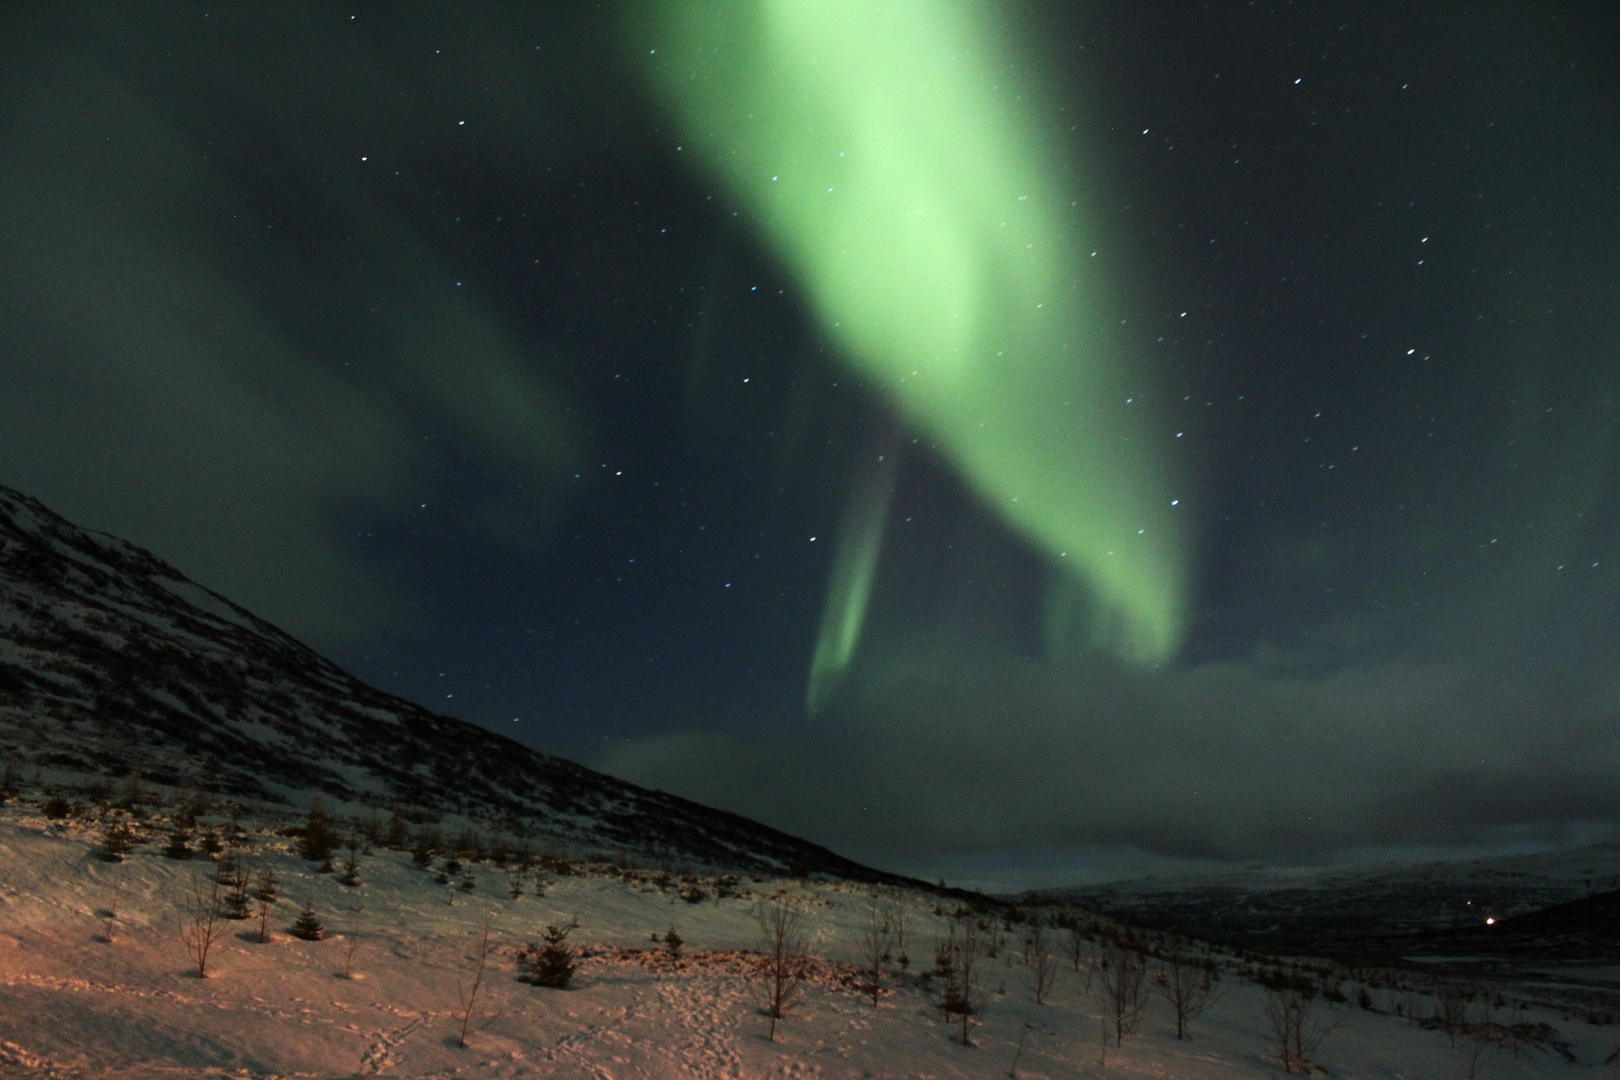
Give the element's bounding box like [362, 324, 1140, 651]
[0, 483, 908, 883]
[1054, 844, 1620, 962]
[1412, 885, 1620, 964]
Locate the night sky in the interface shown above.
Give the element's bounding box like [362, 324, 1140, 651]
[4, 3, 1619, 889]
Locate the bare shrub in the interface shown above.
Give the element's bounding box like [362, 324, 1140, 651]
[1061, 917, 1096, 991]
[755, 897, 809, 1042]
[180, 874, 228, 977]
[1019, 920, 1061, 1004]
[252, 863, 278, 943]
[456, 912, 497, 1048]
[99, 862, 128, 942]
[937, 914, 989, 1047]
[855, 896, 894, 1006]
[1153, 947, 1222, 1039]
[1264, 986, 1343, 1074]
[1454, 996, 1498, 1079]
[888, 897, 911, 974]
[1436, 982, 1473, 1048]
[1093, 939, 1149, 1047]
[1008, 1021, 1036, 1078]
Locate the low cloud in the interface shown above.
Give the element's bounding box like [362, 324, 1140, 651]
[598, 648, 1620, 885]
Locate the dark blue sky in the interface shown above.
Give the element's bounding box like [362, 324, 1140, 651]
[3, 2, 1618, 887]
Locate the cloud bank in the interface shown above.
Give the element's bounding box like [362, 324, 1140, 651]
[600, 647, 1620, 886]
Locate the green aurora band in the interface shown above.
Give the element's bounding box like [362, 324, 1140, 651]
[639, 1, 1187, 689]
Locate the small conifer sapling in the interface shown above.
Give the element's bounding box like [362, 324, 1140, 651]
[221, 857, 253, 920]
[252, 868, 278, 944]
[255, 863, 278, 903]
[339, 835, 361, 887]
[290, 902, 324, 941]
[300, 796, 339, 863]
[162, 822, 193, 859]
[99, 819, 136, 862]
[523, 923, 578, 989]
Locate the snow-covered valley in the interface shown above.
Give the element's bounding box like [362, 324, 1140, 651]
[3, 795, 1618, 1079]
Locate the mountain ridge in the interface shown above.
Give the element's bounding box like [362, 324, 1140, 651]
[0, 483, 907, 883]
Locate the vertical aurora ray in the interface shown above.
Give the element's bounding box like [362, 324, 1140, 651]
[638, 1, 1188, 667]
[807, 438, 900, 713]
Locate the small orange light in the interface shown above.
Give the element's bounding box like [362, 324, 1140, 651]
[1485, 917, 1495, 925]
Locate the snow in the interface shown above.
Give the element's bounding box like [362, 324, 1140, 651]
[2, 807, 1616, 1079]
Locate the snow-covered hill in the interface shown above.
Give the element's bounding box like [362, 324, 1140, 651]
[0, 483, 901, 881]
[2, 802, 1616, 1079]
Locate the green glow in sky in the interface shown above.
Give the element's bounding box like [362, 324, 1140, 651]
[807, 445, 898, 713]
[642, 0, 1187, 674]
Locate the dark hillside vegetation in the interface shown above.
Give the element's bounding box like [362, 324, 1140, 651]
[0, 484, 912, 882]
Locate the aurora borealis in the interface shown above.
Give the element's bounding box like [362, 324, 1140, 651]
[641, 1, 1187, 669]
[2, 3, 1618, 887]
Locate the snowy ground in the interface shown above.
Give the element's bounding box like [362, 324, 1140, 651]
[2, 807, 1618, 1079]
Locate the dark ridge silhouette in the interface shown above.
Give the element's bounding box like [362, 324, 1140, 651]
[0, 483, 914, 883]
[1412, 888, 1620, 961]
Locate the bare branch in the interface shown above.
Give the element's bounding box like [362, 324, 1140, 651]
[179, 874, 228, 978]
[1152, 945, 1222, 1039]
[755, 897, 808, 1042]
[855, 895, 894, 1007]
[1019, 919, 1061, 1005]
[456, 911, 498, 1048]
[1091, 938, 1148, 1047]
